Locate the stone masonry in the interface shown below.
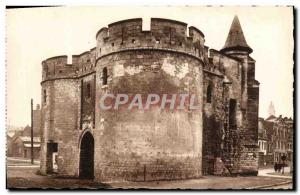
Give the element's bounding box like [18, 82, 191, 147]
[40, 16, 260, 182]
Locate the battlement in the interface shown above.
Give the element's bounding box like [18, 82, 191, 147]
[42, 56, 76, 81]
[42, 48, 97, 82]
[95, 18, 206, 60]
[42, 18, 209, 82]
[204, 48, 242, 79]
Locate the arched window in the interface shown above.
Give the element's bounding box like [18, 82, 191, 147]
[102, 67, 108, 85]
[87, 83, 91, 98]
[43, 89, 47, 103]
[207, 84, 212, 103]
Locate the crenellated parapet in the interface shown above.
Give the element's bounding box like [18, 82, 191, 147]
[95, 18, 206, 61]
[42, 48, 97, 82]
[42, 18, 245, 83]
[72, 48, 96, 75]
[42, 18, 209, 82]
[42, 56, 77, 81]
[205, 49, 243, 77]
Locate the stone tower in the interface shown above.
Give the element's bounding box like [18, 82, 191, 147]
[39, 17, 260, 181]
[221, 15, 260, 174]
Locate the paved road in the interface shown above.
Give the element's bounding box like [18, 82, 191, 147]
[6, 167, 292, 189]
[6, 159, 293, 190]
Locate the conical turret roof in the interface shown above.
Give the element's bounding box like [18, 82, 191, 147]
[220, 15, 253, 54]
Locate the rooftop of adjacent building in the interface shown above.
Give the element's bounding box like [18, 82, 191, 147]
[265, 115, 293, 123]
[8, 135, 41, 148]
[259, 115, 293, 139]
[17, 136, 41, 143]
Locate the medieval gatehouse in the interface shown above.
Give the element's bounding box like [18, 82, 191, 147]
[40, 16, 259, 181]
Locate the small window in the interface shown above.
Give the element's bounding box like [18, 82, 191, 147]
[132, 39, 136, 44]
[179, 42, 182, 46]
[43, 89, 47, 103]
[229, 99, 237, 129]
[111, 43, 114, 47]
[44, 65, 49, 77]
[206, 84, 212, 103]
[87, 83, 91, 98]
[155, 38, 160, 44]
[102, 67, 108, 85]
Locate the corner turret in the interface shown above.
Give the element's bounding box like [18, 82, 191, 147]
[220, 15, 253, 55]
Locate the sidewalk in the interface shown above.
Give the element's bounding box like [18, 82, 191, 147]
[258, 167, 292, 179]
[7, 157, 40, 163]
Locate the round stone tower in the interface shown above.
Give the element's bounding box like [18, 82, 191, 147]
[93, 18, 205, 181]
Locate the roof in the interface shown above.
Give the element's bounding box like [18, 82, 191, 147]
[265, 115, 277, 122]
[220, 15, 253, 54]
[23, 125, 31, 132]
[265, 115, 293, 125]
[24, 143, 41, 148]
[7, 132, 15, 138]
[19, 136, 41, 143]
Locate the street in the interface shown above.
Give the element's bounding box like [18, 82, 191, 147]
[6, 158, 293, 190]
[259, 183, 293, 189]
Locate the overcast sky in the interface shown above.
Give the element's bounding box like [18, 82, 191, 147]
[6, 6, 293, 127]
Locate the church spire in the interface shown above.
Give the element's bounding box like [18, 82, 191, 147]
[220, 15, 253, 54]
[268, 101, 276, 117]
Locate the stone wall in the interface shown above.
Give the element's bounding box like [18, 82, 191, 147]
[40, 79, 81, 176]
[202, 71, 225, 175]
[80, 74, 96, 129]
[96, 18, 205, 61]
[94, 50, 203, 181]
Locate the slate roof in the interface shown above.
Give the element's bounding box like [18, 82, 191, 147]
[220, 15, 253, 54]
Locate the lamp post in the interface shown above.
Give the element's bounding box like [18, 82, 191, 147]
[31, 99, 34, 164]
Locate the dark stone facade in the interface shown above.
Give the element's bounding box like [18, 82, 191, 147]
[40, 16, 260, 181]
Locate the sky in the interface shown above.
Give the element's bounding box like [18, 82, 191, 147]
[6, 6, 294, 127]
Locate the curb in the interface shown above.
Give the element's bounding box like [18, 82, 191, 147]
[247, 181, 293, 189]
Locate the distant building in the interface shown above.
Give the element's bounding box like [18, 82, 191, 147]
[8, 136, 41, 159]
[258, 118, 268, 166]
[22, 105, 41, 137]
[258, 115, 293, 167]
[267, 115, 293, 163]
[6, 132, 15, 156]
[6, 104, 42, 158]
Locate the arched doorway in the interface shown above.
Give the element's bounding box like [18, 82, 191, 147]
[79, 131, 94, 179]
